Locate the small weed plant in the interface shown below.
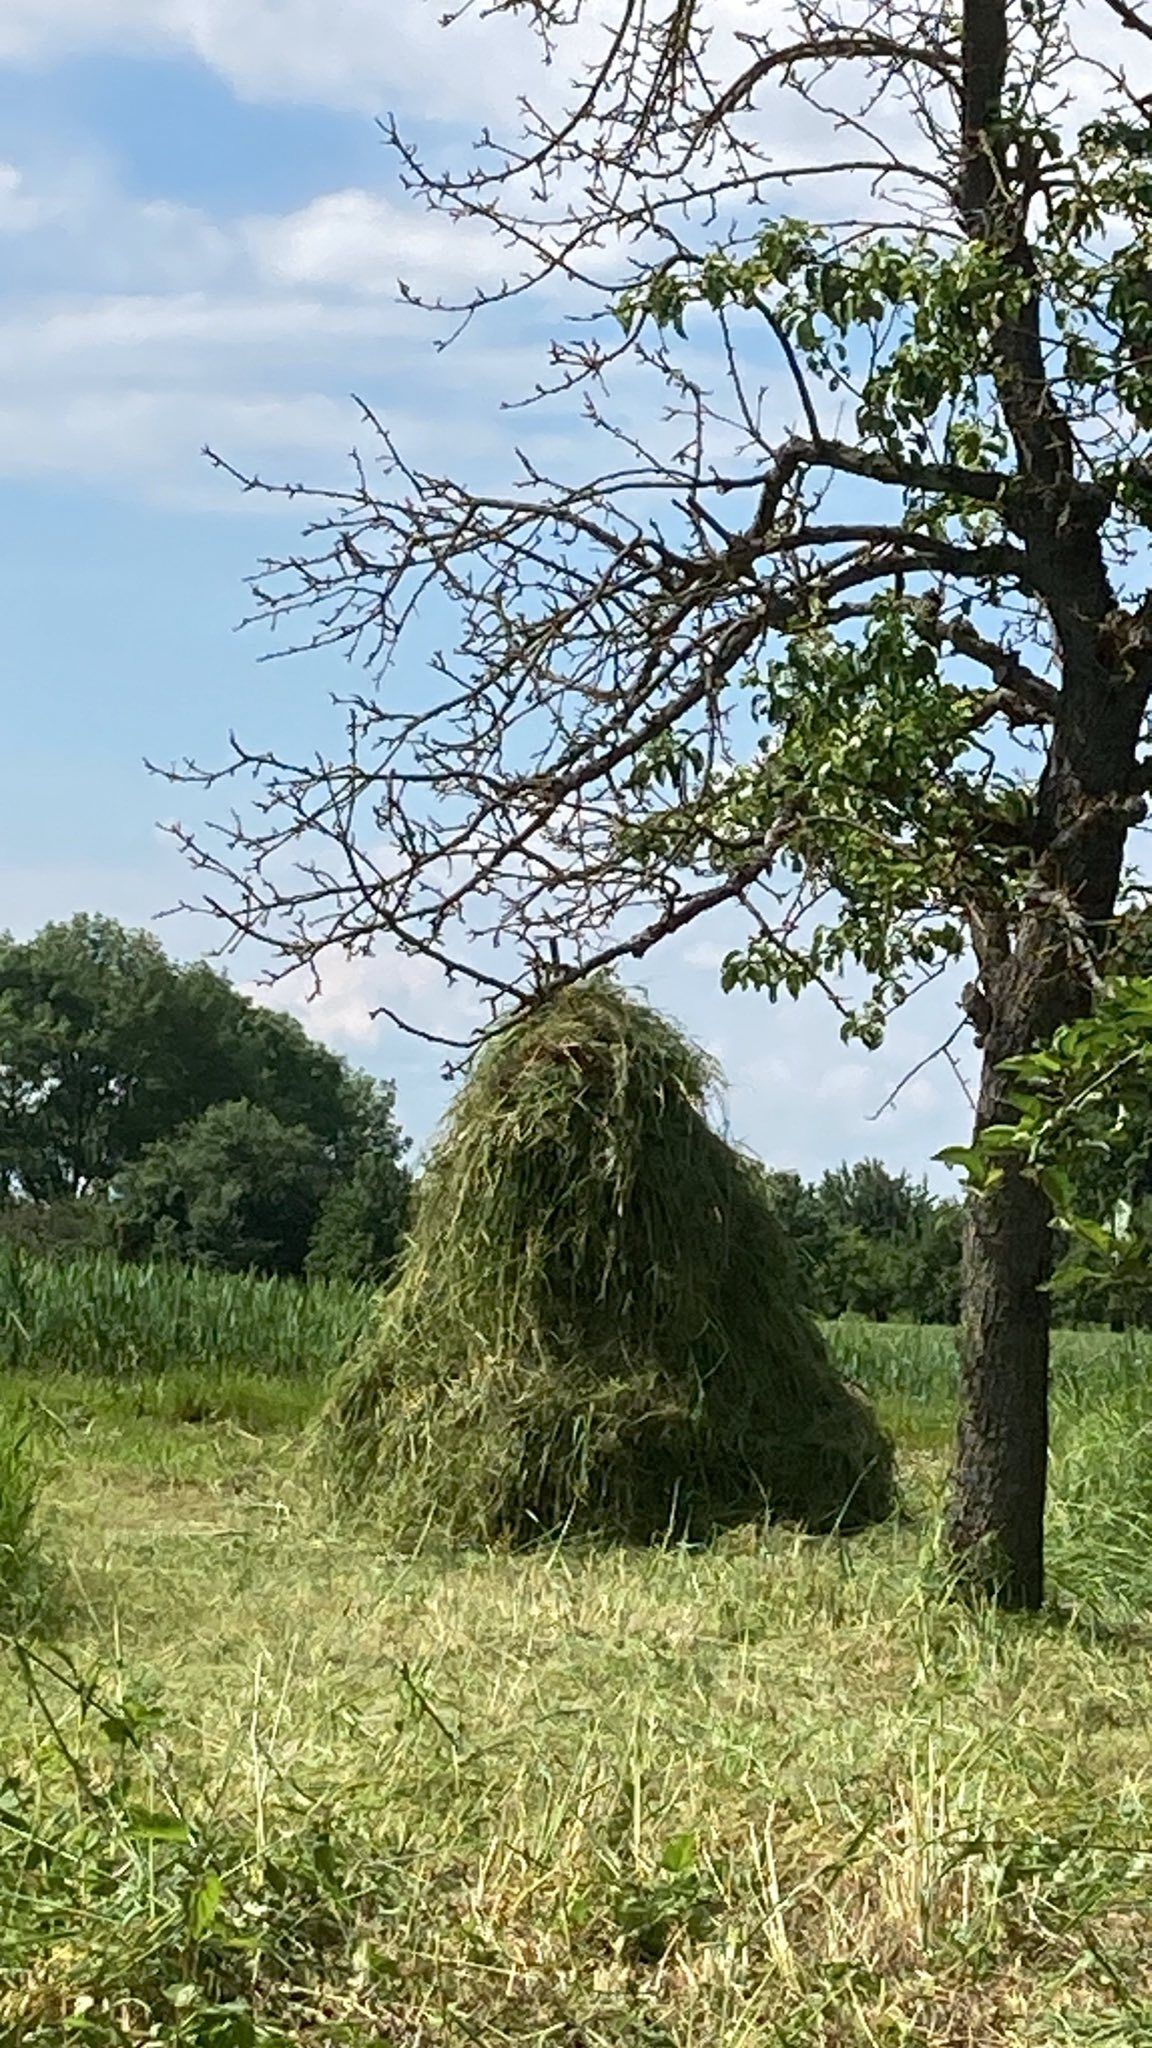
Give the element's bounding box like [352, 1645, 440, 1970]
[0, 1408, 52, 1633]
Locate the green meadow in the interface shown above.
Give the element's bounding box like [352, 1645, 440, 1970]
[2, 1259, 1152, 2045]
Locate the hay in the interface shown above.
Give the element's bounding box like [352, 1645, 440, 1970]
[324, 979, 895, 1543]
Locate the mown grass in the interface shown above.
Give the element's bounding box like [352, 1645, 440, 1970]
[2, 1330, 1152, 2044]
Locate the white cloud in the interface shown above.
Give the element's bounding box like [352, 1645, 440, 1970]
[0, 151, 510, 312]
[248, 188, 514, 299]
[0, 141, 573, 497]
[0, 0, 1139, 165]
[0, 291, 393, 370]
[899, 1075, 942, 1115]
[815, 1062, 870, 1106]
[0, 0, 944, 182]
[0, 386, 354, 491]
[10, 0, 1135, 509]
[0, 151, 239, 295]
[242, 947, 485, 1154]
[0, 161, 63, 234]
[0, 0, 552, 120]
[681, 939, 729, 974]
[247, 944, 486, 1051]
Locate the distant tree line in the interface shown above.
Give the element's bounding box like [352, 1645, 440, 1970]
[0, 916, 410, 1284]
[764, 1156, 1152, 1328]
[3, 916, 1143, 1323]
[763, 1161, 963, 1325]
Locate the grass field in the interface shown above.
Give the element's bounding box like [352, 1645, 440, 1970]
[3, 1322, 1152, 2045]
[0, 1247, 372, 1381]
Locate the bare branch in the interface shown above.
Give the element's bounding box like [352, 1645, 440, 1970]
[700, 31, 960, 136]
[162, 0, 1152, 1105]
[924, 611, 1059, 724]
[867, 1019, 969, 1122]
[1100, 0, 1152, 43]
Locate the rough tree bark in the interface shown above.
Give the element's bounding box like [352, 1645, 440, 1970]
[952, 753, 1143, 1603]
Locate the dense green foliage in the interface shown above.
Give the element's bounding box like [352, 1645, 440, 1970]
[115, 1100, 336, 1277]
[329, 981, 894, 1542]
[0, 916, 410, 1279]
[950, 973, 1152, 1316]
[770, 1152, 1152, 1328]
[765, 1160, 962, 1323]
[0, 915, 353, 1194]
[305, 1144, 412, 1287]
[0, 1194, 114, 1260]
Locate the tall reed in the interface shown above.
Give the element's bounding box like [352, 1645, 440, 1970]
[0, 1246, 372, 1380]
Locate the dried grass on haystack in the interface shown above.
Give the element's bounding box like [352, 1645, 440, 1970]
[323, 979, 895, 1544]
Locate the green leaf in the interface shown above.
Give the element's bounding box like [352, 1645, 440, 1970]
[1048, 1256, 1103, 1297]
[661, 1831, 697, 1873]
[1004, 1087, 1047, 1121]
[100, 1696, 163, 1747]
[935, 1145, 989, 1188]
[978, 1125, 1025, 1155]
[565, 1888, 594, 1929]
[1065, 1216, 1118, 1255]
[188, 1868, 224, 1939]
[127, 1805, 190, 1844]
[1037, 1166, 1076, 1216]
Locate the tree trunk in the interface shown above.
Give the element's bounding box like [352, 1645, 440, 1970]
[948, 1012, 1055, 1608]
[943, 0, 1152, 1603]
[945, 636, 1147, 1605]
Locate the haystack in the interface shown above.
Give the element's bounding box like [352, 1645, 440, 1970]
[324, 980, 894, 1543]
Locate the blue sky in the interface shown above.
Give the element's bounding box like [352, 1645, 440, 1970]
[0, 1, 979, 1182]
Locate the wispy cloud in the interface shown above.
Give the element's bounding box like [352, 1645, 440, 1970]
[246, 946, 482, 1052]
[0, 0, 556, 120]
[0, 145, 574, 500]
[247, 188, 516, 298]
[0, 160, 67, 234]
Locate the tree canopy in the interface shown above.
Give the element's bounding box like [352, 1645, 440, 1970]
[0, 915, 410, 1278]
[0, 915, 181, 1201]
[306, 1145, 413, 1288]
[114, 1100, 335, 1278]
[766, 1163, 963, 1325]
